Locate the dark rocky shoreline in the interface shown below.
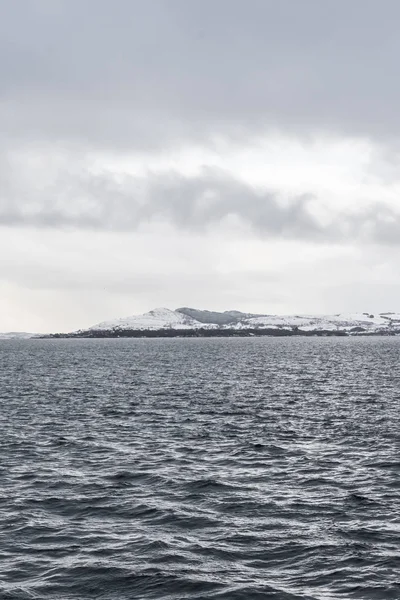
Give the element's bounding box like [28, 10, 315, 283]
[42, 327, 399, 339]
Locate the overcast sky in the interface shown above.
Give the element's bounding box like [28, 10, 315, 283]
[2, 0, 400, 332]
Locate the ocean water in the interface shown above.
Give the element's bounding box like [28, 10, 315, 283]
[0, 337, 399, 600]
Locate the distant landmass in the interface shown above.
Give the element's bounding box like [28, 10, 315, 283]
[44, 307, 400, 338]
[0, 332, 37, 340]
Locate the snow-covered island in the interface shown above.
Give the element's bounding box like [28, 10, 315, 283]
[47, 307, 400, 338]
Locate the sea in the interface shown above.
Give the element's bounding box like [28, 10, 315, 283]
[0, 337, 399, 600]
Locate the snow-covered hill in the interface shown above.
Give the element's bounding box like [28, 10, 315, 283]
[87, 308, 213, 331]
[234, 312, 400, 332]
[82, 308, 400, 335]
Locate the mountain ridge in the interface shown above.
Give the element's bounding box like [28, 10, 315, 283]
[73, 307, 400, 336]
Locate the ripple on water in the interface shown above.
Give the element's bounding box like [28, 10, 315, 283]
[0, 336, 399, 599]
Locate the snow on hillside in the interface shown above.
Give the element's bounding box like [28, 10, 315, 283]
[88, 307, 213, 331]
[237, 312, 395, 332]
[83, 308, 400, 334]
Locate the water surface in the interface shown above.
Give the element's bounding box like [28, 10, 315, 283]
[0, 337, 399, 599]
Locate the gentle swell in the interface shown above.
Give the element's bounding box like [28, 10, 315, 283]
[0, 336, 399, 599]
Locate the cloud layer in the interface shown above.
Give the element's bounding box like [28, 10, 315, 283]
[2, 158, 400, 246]
[2, 0, 400, 150]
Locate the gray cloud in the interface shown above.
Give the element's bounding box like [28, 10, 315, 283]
[2, 160, 400, 244]
[2, 0, 400, 151]
[0, 161, 319, 236]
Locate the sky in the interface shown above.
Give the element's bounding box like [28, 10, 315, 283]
[2, 0, 400, 332]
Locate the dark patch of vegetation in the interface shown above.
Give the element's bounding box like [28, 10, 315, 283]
[44, 327, 349, 339]
[176, 307, 251, 325]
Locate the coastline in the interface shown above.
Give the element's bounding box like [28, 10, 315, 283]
[40, 328, 400, 339]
